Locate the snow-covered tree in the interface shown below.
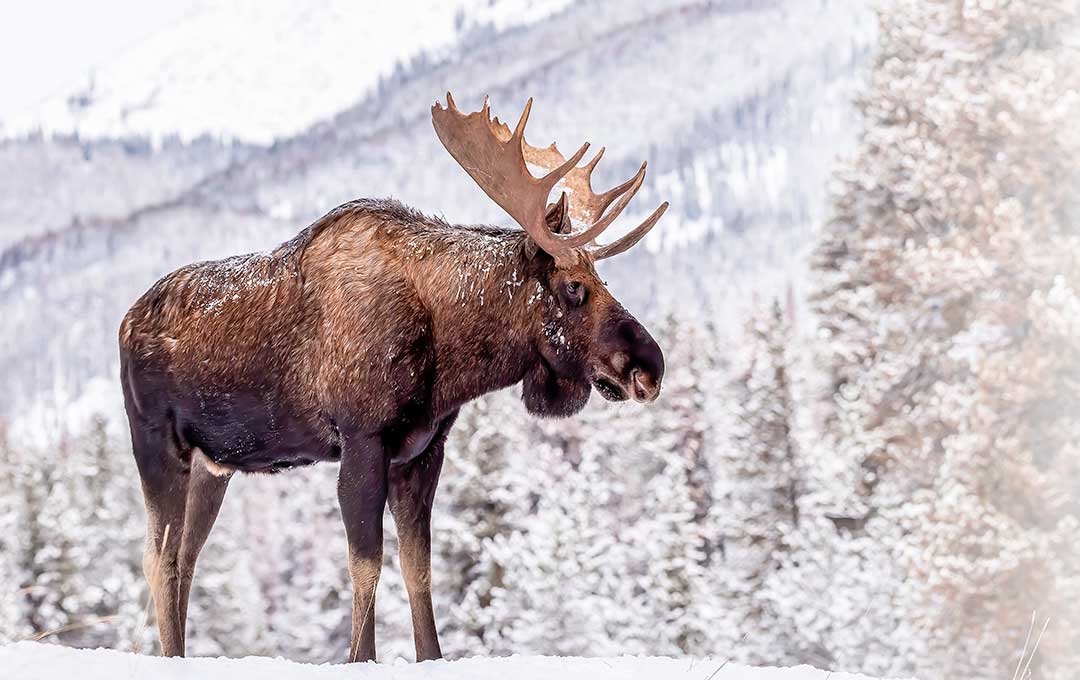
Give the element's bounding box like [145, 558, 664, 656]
[713, 299, 803, 664]
[0, 424, 29, 642]
[243, 467, 356, 662]
[810, 1, 1080, 677]
[482, 437, 632, 656]
[434, 390, 532, 657]
[61, 415, 145, 650]
[625, 315, 720, 655]
[0, 414, 145, 650]
[624, 443, 712, 655]
[182, 481, 272, 658]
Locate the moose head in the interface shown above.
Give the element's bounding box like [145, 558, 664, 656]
[432, 93, 668, 417]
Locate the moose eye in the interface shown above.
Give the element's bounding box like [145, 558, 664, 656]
[564, 281, 586, 306]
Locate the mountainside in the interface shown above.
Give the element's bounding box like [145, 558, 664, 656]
[0, 0, 876, 417]
[1, 0, 576, 144]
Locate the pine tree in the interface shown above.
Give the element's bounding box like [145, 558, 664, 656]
[182, 479, 273, 658]
[434, 390, 532, 656]
[249, 466, 355, 662]
[17, 432, 87, 644]
[0, 424, 29, 642]
[63, 415, 145, 650]
[713, 299, 803, 664]
[811, 1, 1080, 677]
[0, 413, 147, 650]
[623, 445, 711, 655]
[624, 315, 718, 655]
[481, 437, 632, 656]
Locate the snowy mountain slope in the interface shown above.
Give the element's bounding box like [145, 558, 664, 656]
[0, 135, 254, 252]
[186, 0, 873, 224]
[0, 0, 875, 415]
[2, 0, 574, 144]
[0, 642, 904, 680]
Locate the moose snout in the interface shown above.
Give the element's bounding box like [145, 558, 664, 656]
[599, 316, 664, 403]
[626, 322, 663, 402]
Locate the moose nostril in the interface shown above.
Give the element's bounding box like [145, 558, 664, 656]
[630, 368, 658, 403]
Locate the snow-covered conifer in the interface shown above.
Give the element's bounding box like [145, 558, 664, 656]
[810, 1, 1080, 676]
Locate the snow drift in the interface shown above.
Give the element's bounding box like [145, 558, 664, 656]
[0, 641, 902, 680]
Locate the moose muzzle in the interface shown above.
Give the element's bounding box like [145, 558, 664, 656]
[592, 316, 664, 404]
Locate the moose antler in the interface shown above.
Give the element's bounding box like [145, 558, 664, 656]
[432, 93, 668, 265]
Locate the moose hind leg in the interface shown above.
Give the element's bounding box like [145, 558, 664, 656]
[338, 433, 388, 663]
[176, 449, 233, 639]
[388, 412, 456, 661]
[132, 422, 191, 657]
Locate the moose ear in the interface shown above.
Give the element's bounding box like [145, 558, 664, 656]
[525, 192, 569, 260]
[544, 193, 572, 235]
[524, 238, 540, 260]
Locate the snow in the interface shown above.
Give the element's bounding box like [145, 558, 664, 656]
[2, 0, 573, 145]
[0, 642, 899, 680]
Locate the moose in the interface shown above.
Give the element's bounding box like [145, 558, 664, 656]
[119, 93, 668, 663]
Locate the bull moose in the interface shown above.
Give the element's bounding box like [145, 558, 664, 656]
[119, 93, 668, 662]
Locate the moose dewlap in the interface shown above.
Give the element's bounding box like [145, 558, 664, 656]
[119, 93, 668, 663]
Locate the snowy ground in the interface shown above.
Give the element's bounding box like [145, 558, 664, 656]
[1, 642, 901, 680]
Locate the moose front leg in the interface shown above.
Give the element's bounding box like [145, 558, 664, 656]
[388, 411, 457, 661]
[338, 433, 388, 663]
